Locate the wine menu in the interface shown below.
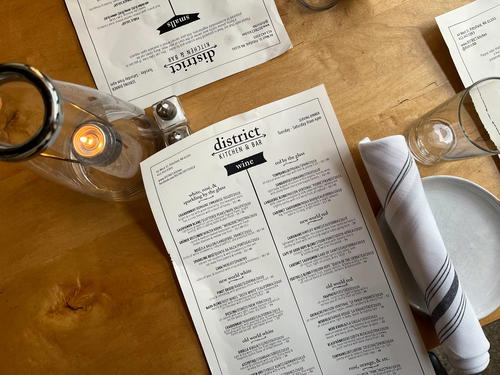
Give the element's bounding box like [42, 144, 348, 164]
[141, 86, 434, 375]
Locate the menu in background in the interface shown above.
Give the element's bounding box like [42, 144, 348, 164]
[65, 0, 291, 108]
[141, 86, 434, 375]
[436, 0, 500, 150]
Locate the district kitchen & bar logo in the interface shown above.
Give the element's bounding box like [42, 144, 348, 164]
[157, 0, 200, 35]
[164, 43, 218, 75]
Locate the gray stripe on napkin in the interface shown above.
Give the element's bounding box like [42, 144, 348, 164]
[431, 271, 459, 325]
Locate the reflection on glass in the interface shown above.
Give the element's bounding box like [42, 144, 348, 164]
[0, 64, 165, 201]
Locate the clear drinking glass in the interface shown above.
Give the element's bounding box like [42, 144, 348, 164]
[406, 77, 500, 165]
[0, 63, 165, 201]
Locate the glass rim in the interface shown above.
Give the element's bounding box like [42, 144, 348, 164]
[296, 0, 340, 11]
[0, 63, 62, 161]
[458, 76, 500, 154]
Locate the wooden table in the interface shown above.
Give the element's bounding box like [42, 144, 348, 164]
[0, 0, 498, 373]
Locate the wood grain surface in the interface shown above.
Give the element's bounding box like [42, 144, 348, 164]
[0, 0, 498, 374]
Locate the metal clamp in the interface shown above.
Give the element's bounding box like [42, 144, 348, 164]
[152, 96, 192, 146]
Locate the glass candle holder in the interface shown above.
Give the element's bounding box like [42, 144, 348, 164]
[0, 63, 165, 201]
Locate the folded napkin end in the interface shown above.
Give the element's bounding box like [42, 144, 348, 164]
[444, 349, 490, 374]
[359, 137, 371, 145]
[358, 134, 408, 148]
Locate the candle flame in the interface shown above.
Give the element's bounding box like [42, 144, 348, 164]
[72, 125, 107, 158]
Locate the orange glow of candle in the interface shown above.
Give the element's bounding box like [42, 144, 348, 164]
[72, 124, 107, 158]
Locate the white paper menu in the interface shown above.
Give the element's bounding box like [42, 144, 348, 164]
[436, 0, 500, 150]
[64, 0, 292, 108]
[141, 86, 434, 375]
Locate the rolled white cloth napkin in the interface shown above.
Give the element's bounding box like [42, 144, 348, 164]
[358, 135, 490, 374]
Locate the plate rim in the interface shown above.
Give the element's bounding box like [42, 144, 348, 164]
[379, 175, 500, 319]
[423, 175, 499, 204]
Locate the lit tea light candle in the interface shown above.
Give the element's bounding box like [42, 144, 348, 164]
[71, 121, 121, 166]
[73, 124, 107, 158]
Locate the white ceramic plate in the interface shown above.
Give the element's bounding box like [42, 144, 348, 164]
[378, 175, 500, 319]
